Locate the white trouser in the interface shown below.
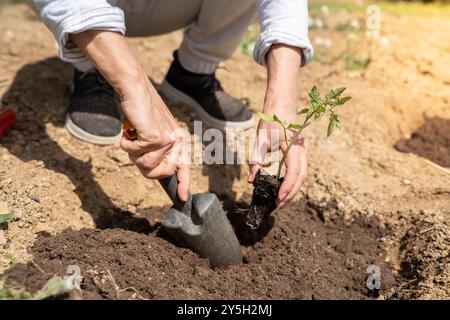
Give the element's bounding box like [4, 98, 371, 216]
[76, 0, 257, 74]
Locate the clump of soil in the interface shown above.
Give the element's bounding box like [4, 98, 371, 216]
[395, 117, 450, 168]
[229, 170, 282, 245]
[393, 211, 450, 299]
[3, 201, 396, 300]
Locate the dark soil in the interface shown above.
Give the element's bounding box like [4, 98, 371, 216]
[4, 200, 396, 300]
[395, 116, 450, 168]
[228, 170, 282, 245]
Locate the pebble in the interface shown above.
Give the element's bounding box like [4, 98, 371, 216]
[28, 194, 40, 203]
[10, 144, 24, 155]
[403, 179, 412, 185]
[35, 223, 50, 234]
[1, 178, 12, 185]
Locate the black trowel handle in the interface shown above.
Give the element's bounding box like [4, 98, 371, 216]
[159, 174, 192, 215]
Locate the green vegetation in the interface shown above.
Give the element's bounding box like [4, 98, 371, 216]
[258, 87, 351, 178]
[3, 252, 17, 266]
[0, 274, 80, 300]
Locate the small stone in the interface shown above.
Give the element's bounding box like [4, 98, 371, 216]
[28, 194, 40, 203]
[10, 144, 24, 155]
[403, 179, 412, 185]
[1, 178, 12, 185]
[35, 223, 50, 234]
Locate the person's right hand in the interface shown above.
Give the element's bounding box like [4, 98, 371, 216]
[119, 70, 190, 202]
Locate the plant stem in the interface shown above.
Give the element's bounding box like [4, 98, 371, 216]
[276, 114, 312, 179]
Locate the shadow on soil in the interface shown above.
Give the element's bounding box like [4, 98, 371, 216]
[1, 58, 155, 233]
[394, 116, 450, 168]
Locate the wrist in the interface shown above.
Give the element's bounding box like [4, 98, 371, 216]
[114, 66, 148, 101]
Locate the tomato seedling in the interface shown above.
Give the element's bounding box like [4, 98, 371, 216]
[258, 86, 351, 179]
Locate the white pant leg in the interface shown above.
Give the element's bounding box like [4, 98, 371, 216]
[177, 0, 257, 74]
[77, 0, 257, 74]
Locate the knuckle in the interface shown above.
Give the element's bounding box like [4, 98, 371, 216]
[137, 158, 158, 171]
[160, 169, 175, 178]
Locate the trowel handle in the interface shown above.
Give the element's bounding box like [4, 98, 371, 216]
[159, 174, 192, 215]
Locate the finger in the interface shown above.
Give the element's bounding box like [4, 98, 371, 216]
[248, 163, 262, 183]
[177, 162, 190, 202]
[276, 141, 303, 205]
[175, 138, 191, 202]
[129, 144, 172, 171]
[166, 139, 191, 202]
[248, 130, 269, 183]
[121, 133, 173, 156]
[276, 157, 301, 206]
[120, 135, 150, 156]
[277, 153, 308, 208]
[277, 137, 308, 207]
[140, 159, 177, 179]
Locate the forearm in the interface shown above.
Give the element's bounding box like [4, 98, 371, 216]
[70, 30, 177, 134]
[264, 44, 302, 114]
[70, 30, 146, 102]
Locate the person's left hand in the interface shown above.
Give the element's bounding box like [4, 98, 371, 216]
[248, 107, 308, 208]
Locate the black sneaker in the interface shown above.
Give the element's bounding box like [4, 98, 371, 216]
[160, 51, 254, 130]
[65, 69, 122, 145]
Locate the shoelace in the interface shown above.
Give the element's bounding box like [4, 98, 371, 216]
[202, 73, 224, 94]
[77, 71, 115, 97]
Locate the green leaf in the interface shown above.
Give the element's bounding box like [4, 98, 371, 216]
[297, 108, 310, 114]
[327, 87, 346, 100]
[273, 115, 290, 128]
[272, 114, 283, 125]
[336, 96, 352, 105]
[4, 252, 17, 266]
[309, 86, 321, 105]
[257, 112, 274, 122]
[327, 113, 342, 137]
[327, 119, 334, 137]
[288, 123, 302, 130]
[334, 114, 342, 129]
[0, 213, 13, 224]
[32, 275, 77, 300]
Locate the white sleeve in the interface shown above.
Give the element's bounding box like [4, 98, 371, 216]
[254, 0, 313, 68]
[30, 0, 126, 63]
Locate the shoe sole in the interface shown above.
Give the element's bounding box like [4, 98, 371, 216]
[65, 114, 122, 146]
[160, 79, 254, 130]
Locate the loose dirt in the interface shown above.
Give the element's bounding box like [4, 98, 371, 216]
[5, 201, 394, 299]
[0, 2, 449, 299]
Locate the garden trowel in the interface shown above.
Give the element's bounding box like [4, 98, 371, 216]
[122, 120, 242, 268]
[159, 174, 243, 268]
